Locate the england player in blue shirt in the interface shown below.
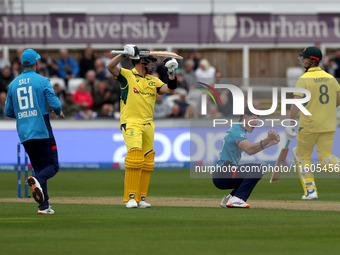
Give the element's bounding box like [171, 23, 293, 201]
[5, 49, 64, 215]
[213, 109, 280, 208]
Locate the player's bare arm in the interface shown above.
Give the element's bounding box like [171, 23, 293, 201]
[106, 54, 124, 77]
[337, 91, 340, 107]
[159, 74, 176, 95]
[158, 84, 175, 95]
[106, 44, 140, 77]
[238, 130, 280, 155]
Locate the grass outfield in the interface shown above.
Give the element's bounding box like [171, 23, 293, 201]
[1, 169, 340, 200]
[1, 170, 340, 255]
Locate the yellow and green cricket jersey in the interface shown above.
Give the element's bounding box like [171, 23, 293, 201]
[115, 68, 164, 124]
[294, 67, 340, 132]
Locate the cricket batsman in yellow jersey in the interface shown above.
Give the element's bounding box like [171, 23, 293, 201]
[286, 46, 340, 199]
[106, 44, 178, 208]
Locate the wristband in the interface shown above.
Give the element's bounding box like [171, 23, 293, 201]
[260, 140, 264, 150]
[168, 76, 177, 90]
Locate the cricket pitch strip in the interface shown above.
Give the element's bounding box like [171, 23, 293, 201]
[1, 197, 340, 211]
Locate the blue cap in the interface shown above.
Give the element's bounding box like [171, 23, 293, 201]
[21, 49, 41, 66]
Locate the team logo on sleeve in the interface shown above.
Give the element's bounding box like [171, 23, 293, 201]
[133, 87, 139, 93]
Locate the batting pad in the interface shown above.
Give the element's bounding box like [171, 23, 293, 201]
[124, 148, 144, 203]
[295, 157, 316, 196]
[138, 151, 155, 202]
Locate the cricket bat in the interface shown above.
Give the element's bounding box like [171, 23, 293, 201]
[270, 140, 290, 183]
[110, 49, 183, 60]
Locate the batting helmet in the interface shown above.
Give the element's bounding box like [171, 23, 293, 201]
[299, 46, 322, 63]
[131, 50, 157, 74]
[139, 55, 157, 63]
[131, 50, 157, 66]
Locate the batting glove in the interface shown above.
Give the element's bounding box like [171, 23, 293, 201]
[164, 58, 178, 75]
[123, 44, 140, 59]
[285, 127, 297, 141]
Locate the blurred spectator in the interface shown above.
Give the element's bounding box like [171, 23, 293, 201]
[0, 66, 13, 92]
[182, 59, 197, 88]
[173, 88, 190, 117]
[184, 105, 195, 118]
[218, 90, 233, 117]
[11, 60, 21, 78]
[333, 49, 340, 78]
[79, 45, 96, 78]
[195, 59, 216, 85]
[215, 71, 229, 84]
[165, 88, 180, 109]
[97, 103, 115, 118]
[206, 105, 223, 118]
[314, 42, 328, 70]
[106, 78, 121, 109]
[0, 91, 7, 118]
[62, 92, 81, 119]
[11, 48, 24, 69]
[0, 48, 11, 69]
[84, 70, 99, 95]
[101, 50, 115, 77]
[38, 50, 59, 77]
[74, 103, 97, 119]
[187, 84, 202, 113]
[175, 69, 188, 91]
[169, 104, 181, 118]
[73, 83, 93, 109]
[94, 58, 107, 81]
[187, 49, 200, 70]
[154, 94, 171, 118]
[169, 103, 193, 118]
[252, 100, 262, 111]
[325, 58, 338, 77]
[92, 81, 112, 112]
[53, 83, 66, 105]
[57, 49, 79, 85]
[171, 49, 184, 69]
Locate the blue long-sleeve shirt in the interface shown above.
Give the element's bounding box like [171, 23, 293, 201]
[5, 69, 62, 142]
[57, 57, 79, 78]
[217, 124, 248, 166]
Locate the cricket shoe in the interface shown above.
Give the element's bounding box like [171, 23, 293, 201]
[125, 199, 138, 208]
[27, 176, 44, 204]
[302, 188, 318, 200]
[227, 196, 250, 208]
[38, 206, 55, 215]
[138, 201, 151, 208]
[220, 194, 232, 208]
